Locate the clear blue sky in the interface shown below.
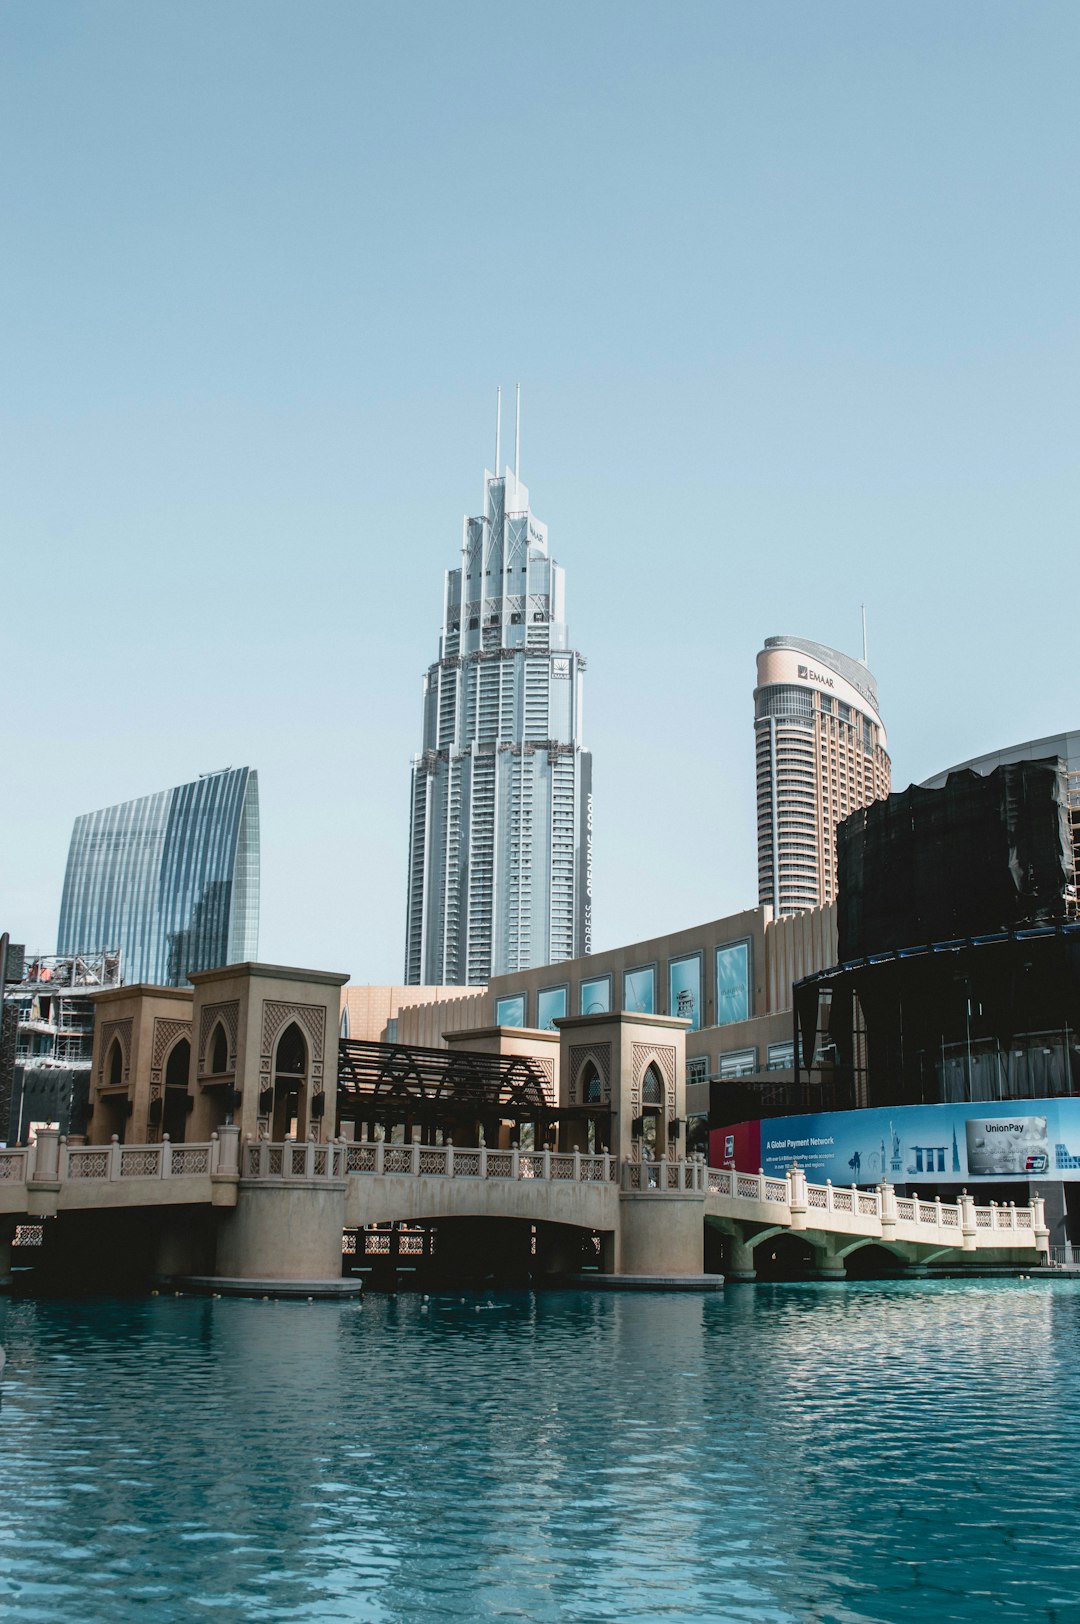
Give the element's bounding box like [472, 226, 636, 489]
[2, 2, 1077, 980]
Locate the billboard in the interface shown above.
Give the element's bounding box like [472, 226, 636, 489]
[711, 1097, 1080, 1184]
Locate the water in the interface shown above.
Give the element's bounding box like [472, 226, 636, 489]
[1, 1280, 1078, 1623]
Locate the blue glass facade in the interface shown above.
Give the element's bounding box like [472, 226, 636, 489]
[57, 769, 259, 986]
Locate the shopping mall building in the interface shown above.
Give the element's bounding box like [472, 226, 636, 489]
[715, 734, 1080, 1251]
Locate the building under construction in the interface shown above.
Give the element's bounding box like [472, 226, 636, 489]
[2, 950, 121, 1143]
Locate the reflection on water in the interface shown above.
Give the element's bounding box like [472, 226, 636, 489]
[1, 1281, 1078, 1622]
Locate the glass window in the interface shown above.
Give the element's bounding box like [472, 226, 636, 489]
[536, 985, 568, 1032]
[668, 954, 703, 1031]
[719, 1048, 757, 1079]
[767, 1041, 796, 1071]
[623, 965, 656, 1014]
[495, 994, 526, 1029]
[579, 975, 612, 1015]
[686, 1056, 709, 1085]
[715, 941, 751, 1026]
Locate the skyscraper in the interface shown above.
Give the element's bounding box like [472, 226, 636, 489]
[755, 637, 890, 917]
[405, 398, 592, 985]
[58, 767, 260, 985]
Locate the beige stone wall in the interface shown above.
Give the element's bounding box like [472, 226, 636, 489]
[341, 983, 485, 1044]
[189, 963, 349, 1144]
[394, 988, 489, 1048]
[88, 985, 193, 1144]
[382, 903, 835, 1103]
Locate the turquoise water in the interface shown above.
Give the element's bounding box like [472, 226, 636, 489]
[1, 1281, 1078, 1622]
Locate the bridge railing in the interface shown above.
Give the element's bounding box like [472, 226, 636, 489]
[706, 1165, 1044, 1237]
[621, 1158, 707, 1193]
[8, 1133, 224, 1187]
[239, 1141, 619, 1183]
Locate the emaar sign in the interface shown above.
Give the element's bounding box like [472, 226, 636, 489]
[716, 1098, 1080, 1184]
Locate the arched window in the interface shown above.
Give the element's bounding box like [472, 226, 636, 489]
[275, 1022, 307, 1080]
[165, 1038, 190, 1089]
[581, 1061, 603, 1105]
[340, 1005, 350, 1039]
[209, 1023, 229, 1075]
[107, 1037, 123, 1087]
[642, 1064, 664, 1107]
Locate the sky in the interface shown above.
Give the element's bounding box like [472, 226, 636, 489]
[2, 1, 1077, 982]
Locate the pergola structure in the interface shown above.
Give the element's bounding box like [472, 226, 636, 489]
[336, 1038, 609, 1148]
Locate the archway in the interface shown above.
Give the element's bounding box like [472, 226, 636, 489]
[581, 1061, 609, 1154]
[163, 1038, 191, 1144]
[272, 1022, 308, 1140]
[641, 1062, 665, 1162]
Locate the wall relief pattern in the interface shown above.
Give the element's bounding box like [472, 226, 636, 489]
[566, 1043, 611, 1106]
[149, 1017, 192, 1102]
[198, 1001, 239, 1078]
[97, 1018, 133, 1086]
[630, 1042, 676, 1119]
[260, 1000, 326, 1097]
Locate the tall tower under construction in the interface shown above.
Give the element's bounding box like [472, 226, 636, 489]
[404, 395, 592, 985]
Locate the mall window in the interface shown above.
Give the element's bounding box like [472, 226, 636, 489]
[767, 1040, 799, 1071]
[715, 940, 751, 1026]
[623, 965, 656, 1015]
[668, 954, 703, 1031]
[536, 985, 568, 1032]
[718, 1048, 757, 1079]
[495, 994, 527, 1029]
[579, 975, 612, 1015]
[686, 1056, 709, 1086]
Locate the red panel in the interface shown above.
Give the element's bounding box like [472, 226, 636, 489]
[709, 1119, 760, 1172]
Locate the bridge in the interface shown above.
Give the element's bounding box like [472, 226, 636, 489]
[0, 1129, 1050, 1291]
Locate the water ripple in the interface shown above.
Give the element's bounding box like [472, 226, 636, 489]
[1, 1281, 1079, 1620]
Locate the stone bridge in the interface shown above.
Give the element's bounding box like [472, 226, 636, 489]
[0, 1129, 1050, 1292]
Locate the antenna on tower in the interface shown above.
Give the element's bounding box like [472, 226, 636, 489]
[861, 604, 869, 666]
[494, 386, 501, 475]
[514, 383, 521, 480]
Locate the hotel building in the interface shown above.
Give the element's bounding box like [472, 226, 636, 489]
[404, 418, 591, 985]
[57, 768, 260, 987]
[755, 636, 890, 916]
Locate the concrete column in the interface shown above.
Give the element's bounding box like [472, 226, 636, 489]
[788, 1165, 808, 1230]
[960, 1190, 977, 1252]
[879, 1182, 897, 1244]
[809, 1242, 847, 1281]
[213, 1179, 357, 1294]
[217, 1124, 240, 1176]
[617, 1190, 706, 1277]
[726, 1232, 758, 1282]
[31, 1129, 60, 1183]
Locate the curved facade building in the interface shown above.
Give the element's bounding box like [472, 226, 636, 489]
[755, 637, 890, 917]
[405, 449, 591, 985]
[57, 768, 259, 986]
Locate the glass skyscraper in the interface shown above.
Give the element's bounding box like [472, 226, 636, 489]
[405, 436, 592, 985]
[57, 768, 260, 986]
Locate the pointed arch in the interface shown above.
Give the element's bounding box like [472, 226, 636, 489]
[209, 1022, 229, 1076]
[107, 1036, 124, 1088]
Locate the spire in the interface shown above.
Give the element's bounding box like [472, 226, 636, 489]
[861, 604, 869, 666]
[514, 383, 521, 480]
[494, 386, 501, 476]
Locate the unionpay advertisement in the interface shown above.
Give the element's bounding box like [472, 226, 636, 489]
[712, 1097, 1080, 1185]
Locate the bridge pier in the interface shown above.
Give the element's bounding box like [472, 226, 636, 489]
[618, 1190, 705, 1277]
[204, 1177, 361, 1298]
[725, 1235, 758, 1282]
[807, 1243, 848, 1282]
